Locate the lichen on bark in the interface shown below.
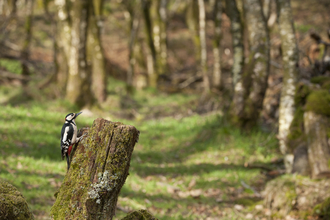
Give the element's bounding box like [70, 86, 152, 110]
[51, 118, 139, 220]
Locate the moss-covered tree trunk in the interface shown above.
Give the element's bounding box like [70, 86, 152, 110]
[276, 0, 299, 173]
[65, 0, 93, 107]
[87, 0, 106, 103]
[51, 118, 139, 220]
[54, 0, 71, 92]
[304, 111, 330, 178]
[212, 0, 222, 89]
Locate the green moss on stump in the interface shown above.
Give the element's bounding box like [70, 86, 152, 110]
[121, 209, 158, 220]
[0, 179, 34, 220]
[305, 90, 330, 116]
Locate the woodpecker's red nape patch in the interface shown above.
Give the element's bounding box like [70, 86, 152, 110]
[68, 145, 72, 155]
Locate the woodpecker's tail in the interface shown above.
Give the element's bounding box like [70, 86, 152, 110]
[66, 154, 70, 170]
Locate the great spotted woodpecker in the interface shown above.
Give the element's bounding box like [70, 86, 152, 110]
[61, 112, 83, 170]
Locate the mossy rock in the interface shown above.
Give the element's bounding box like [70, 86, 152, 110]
[263, 175, 330, 219]
[305, 90, 330, 116]
[121, 209, 158, 220]
[0, 179, 34, 220]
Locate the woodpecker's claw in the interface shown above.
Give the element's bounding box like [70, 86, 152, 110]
[77, 133, 87, 142]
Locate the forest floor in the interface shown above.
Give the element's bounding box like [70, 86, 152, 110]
[0, 78, 283, 219]
[1, 0, 329, 219]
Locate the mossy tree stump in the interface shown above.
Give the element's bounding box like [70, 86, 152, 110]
[51, 118, 139, 220]
[0, 179, 34, 220]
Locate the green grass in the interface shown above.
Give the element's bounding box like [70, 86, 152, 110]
[0, 84, 280, 219]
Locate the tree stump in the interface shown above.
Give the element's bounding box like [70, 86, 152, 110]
[51, 118, 139, 220]
[304, 111, 330, 178]
[0, 179, 34, 220]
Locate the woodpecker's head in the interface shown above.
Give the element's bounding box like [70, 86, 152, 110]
[65, 112, 82, 122]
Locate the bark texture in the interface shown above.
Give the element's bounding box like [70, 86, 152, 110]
[276, 0, 299, 173]
[304, 111, 330, 179]
[0, 179, 34, 220]
[51, 118, 139, 220]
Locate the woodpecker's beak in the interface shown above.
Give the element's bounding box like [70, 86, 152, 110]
[74, 112, 82, 119]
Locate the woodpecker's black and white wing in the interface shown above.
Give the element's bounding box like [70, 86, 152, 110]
[61, 123, 74, 160]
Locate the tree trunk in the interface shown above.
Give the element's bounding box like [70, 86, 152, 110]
[158, 0, 168, 74]
[54, 0, 71, 92]
[276, 0, 299, 173]
[65, 0, 93, 107]
[21, 0, 34, 83]
[212, 0, 222, 89]
[197, 0, 210, 93]
[142, 0, 157, 88]
[186, 0, 200, 65]
[151, 0, 168, 76]
[304, 111, 330, 179]
[231, 0, 270, 127]
[124, 0, 141, 91]
[51, 118, 140, 220]
[226, 0, 246, 120]
[87, 0, 106, 103]
[225, 0, 244, 88]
